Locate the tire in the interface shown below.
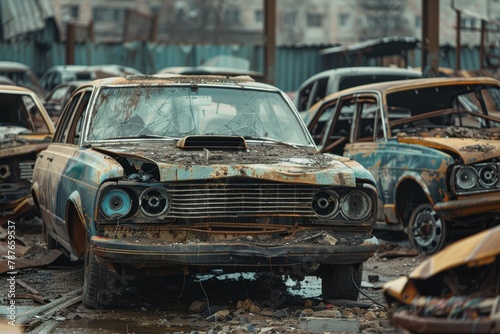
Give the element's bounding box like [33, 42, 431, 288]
[42, 223, 57, 250]
[408, 203, 446, 255]
[82, 246, 116, 309]
[319, 264, 362, 300]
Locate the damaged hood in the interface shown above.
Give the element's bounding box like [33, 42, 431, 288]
[0, 126, 52, 157]
[398, 136, 500, 164]
[92, 142, 374, 186]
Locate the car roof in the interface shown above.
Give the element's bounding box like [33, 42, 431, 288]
[0, 84, 38, 94]
[301, 66, 422, 83]
[0, 61, 33, 71]
[83, 74, 280, 91]
[321, 76, 500, 100]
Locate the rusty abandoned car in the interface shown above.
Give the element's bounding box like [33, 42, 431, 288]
[0, 85, 54, 225]
[31, 74, 379, 308]
[383, 224, 500, 333]
[303, 76, 500, 255]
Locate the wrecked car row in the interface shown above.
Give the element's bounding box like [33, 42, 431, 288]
[4, 70, 500, 329]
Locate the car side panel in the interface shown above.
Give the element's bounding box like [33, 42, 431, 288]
[344, 140, 453, 226]
[34, 144, 123, 256]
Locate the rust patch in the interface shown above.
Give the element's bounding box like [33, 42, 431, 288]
[459, 144, 495, 153]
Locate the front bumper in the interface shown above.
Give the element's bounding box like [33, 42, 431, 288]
[90, 235, 379, 270]
[433, 192, 500, 219]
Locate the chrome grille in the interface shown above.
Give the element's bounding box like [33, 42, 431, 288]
[168, 182, 318, 218]
[19, 161, 35, 180]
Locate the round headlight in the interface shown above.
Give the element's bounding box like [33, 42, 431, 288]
[101, 188, 132, 219]
[479, 165, 497, 187]
[312, 190, 339, 218]
[140, 187, 170, 217]
[456, 166, 478, 190]
[341, 190, 372, 220]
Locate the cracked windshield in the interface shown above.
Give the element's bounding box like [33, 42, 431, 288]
[87, 85, 311, 145]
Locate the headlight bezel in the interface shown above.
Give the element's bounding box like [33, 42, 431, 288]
[451, 163, 500, 194]
[311, 187, 375, 222]
[98, 182, 171, 221]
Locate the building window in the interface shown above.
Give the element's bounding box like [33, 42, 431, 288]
[93, 7, 123, 22]
[255, 9, 263, 23]
[283, 11, 296, 27]
[415, 15, 421, 28]
[339, 13, 349, 26]
[307, 13, 323, 27]
[224, 9, 240, 24]
[63, 5, 79, 19]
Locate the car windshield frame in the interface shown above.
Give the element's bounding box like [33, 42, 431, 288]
[84, 84, 316, 147]
[385, 83, 500, 136]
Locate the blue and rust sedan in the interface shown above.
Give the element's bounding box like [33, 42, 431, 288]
[304, 76, 500, 255]
[32, 74, 379, 308]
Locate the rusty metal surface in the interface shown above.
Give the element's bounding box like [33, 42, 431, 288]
[304, 75, 500, 254]
[383, 225, 500, 333]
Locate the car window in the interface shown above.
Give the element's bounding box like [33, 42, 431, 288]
[297, 77, 328, 111]
[321, 97, 356, 155]
[0, 93, 49, 133]
[352, 98, 379, 142]
[54, 91, 86, 143]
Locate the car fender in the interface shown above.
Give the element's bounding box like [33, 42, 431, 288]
[64, 190, 89, 259]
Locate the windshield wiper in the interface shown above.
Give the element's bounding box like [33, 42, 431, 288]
[242, 136, 298, 148]
[103, 134, 176, 140]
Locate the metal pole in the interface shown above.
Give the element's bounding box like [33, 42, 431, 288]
[264, 0, 276, 85]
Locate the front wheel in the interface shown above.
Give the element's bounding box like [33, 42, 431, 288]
[408, 203, 446, 255]
[319, 264, 362, 300]
[82, 246, 118, 309]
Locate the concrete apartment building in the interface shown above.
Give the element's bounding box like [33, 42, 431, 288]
[52, 0, 500, 47]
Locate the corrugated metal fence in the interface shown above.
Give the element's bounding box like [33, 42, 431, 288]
[0, 40, 487, 92]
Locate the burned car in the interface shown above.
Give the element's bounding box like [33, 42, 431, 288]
[0, 85, 54, 224]
[31, 74, 379, 308]
[304, 77, 500, 254]
[383, 224, 500, 333]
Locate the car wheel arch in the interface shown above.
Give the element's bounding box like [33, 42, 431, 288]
[31, 184, 41, 215]
[65, 193, 88, 259]
[395, 178, 434, 228]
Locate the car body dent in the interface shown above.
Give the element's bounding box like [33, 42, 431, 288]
[398, 136, 500, 164]
[383, 225, 500, 333]
[93, 143, 363, 186]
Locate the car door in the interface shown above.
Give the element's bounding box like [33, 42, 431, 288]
[36, 89, 91, 254]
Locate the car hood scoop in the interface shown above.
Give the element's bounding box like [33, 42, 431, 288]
[176, 135, 247, 151]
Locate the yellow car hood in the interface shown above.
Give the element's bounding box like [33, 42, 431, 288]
[398, 137, 500, 164]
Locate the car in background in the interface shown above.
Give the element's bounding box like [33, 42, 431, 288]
[383, 224, 500, 333]
[304, 77, 500, 254]
[32, 74, 379, 308]
[295, 66, 422, 116]
[0, 61, 46, 98]
[43, 80, 90, 123]
[40, 65, 93, 92]
[157, 65, 265, 82]
[40, 64, 143, 93]
[0, 85, 55, 224]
